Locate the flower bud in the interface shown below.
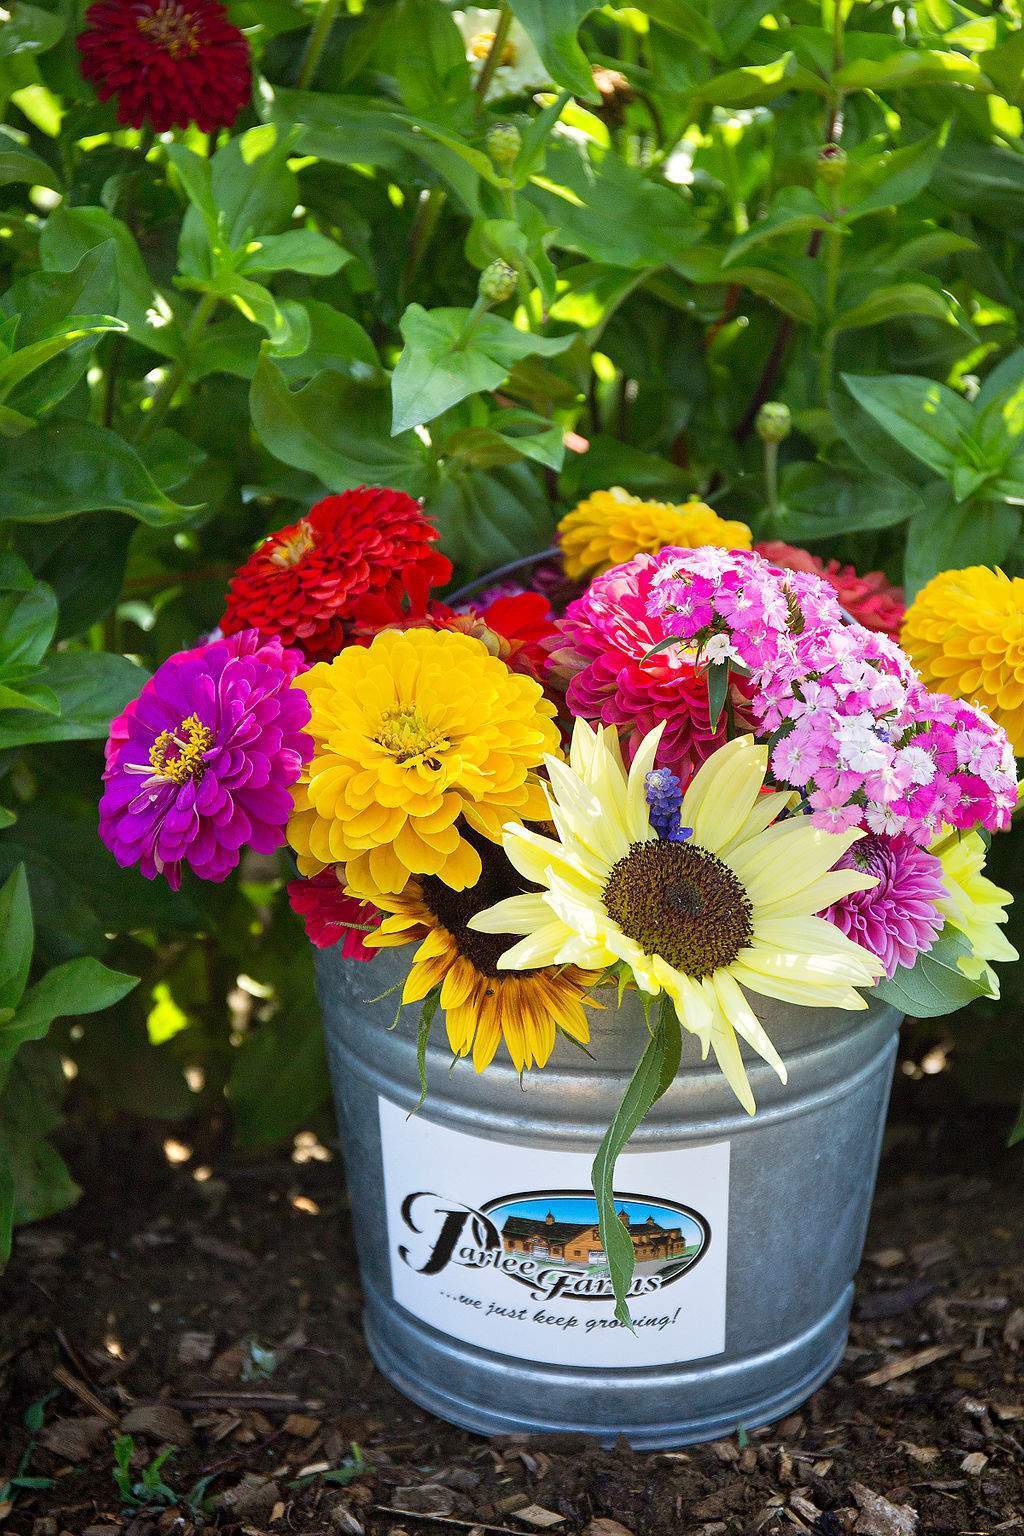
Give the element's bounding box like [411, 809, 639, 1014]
[756, 401, 792, 444]
[486, 122, 522, 167]
[816, 142, 847, 187]
[479, 259, 517, 305]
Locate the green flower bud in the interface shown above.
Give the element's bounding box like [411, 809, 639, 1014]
[816, 142, 847, 188]
[756, 401, 792, 445]
[479, 258, 517, 305]
[486, 122, 522, 167]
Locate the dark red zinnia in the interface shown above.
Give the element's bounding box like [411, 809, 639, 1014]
[287, 870, 381, 959]
[221, 488, 453, 664]
[77, 0, 252, 134]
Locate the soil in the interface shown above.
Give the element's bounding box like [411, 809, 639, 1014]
[2, 1094, 1023, 1536]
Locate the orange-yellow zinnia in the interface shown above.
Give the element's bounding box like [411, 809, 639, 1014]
[287, 628, 560, 895]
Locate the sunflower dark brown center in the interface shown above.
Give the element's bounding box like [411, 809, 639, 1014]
[603, 840, 753, 979]
[420, 828, 531, 977]
[137, 1, 201, 57]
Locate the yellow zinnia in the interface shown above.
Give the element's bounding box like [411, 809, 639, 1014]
[931, 829, 1018, 997]
[287, 628, 560, 895]
[556, 487, 752, 581]
[902, 566, 1024, 752]
[360, 832, 598, 1072]
[470, 723, 883, 1113]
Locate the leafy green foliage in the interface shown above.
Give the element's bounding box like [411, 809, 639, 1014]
[0, 0, 1021, 1253]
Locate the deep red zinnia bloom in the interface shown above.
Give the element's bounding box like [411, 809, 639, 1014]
[756, 540, 906, 640]
[221, 488, 453, 664]
[287, 869, 381, 959]
[423, 592, 558, 679]
[77, 0, 252, 134]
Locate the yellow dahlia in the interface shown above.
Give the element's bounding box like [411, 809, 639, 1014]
[361, 832, 597, 1071]
[556, 487, 752, 581]
[931, 829, 1018, 997]
[470, 723, 883, 1113]
[287, 628, 559, 895]
[902, 566, 1024, 753]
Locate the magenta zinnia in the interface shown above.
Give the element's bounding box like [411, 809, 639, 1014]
[824, 833, 946, 978]
[100, 630, 312, 890]
[77, 0, 251, 133]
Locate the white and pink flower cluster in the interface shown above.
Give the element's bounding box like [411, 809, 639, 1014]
[646, 547, 1016, 846]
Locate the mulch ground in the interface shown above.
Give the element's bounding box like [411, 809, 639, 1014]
[2, 1095, 1023, 1536]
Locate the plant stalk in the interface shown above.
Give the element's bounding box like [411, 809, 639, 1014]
[135, 291, 218, 445]
[297, 0, 340, 90]
[473, 2, 513, 108]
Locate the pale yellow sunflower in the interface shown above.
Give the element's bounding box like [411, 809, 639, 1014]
[287, 628, 560, 895]
[362, 831, 598, 1072]
[556, 487, 752, 581]
[470, 722, 883, 1112]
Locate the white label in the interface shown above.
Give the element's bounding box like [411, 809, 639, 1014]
[378, 1095, 730, 1368]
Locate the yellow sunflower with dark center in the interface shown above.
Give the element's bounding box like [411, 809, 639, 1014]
[363, 830, 598, 1072]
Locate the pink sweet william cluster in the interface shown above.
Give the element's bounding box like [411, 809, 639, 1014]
[642, 547, 1016, 846]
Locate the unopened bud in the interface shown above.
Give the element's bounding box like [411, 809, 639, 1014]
[756, 401, 791, 444]
[816, 142, 847, 187]
[479, 258, 517, 305]
[486, 122, 521, 166]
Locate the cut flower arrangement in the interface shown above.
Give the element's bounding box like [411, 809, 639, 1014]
[100, 485, 1019, 1321]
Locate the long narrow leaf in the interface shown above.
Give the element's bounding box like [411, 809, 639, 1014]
[591, 997, 681, 1325]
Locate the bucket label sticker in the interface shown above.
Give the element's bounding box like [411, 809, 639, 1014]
[378, 1095, 730, 1368]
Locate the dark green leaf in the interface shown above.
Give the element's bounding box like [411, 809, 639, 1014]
[904, 496, 1020, 598]
[592, 999, 681, 1324]
[871, 928, 990, 1018]
[391, 305, 573, 434]
[506, 0, 602, 101]
[228, 1013, 329, 1147]
[0, 866, 32, 1015]
[706, 662, 730, 731]
[0, 651, 147, 749]
[0, 420, 199, 525]
[841, 373, 975, 481]
[251, 353, 438, 498]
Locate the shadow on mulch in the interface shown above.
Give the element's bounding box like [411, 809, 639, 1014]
[1, 1097, 1023, 1536]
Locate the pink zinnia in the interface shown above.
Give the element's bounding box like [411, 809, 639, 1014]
[288, 869, 380, 959]
[824, 834, 945, 978]
[547, 555, 756, 782]
[756, 541, 906, 639]
[100, 630, 312, 889]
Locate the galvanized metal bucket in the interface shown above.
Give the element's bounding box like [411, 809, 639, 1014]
[316, 942, 900, 1448]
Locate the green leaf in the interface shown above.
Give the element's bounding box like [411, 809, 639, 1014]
[0, 129, 58, 190]
[0, 651, 147, 749]
[0, 315, 126, 408]
[228, 1013, 329, 1147]
[842, 127, 948, 221]
[721, 263, 818, 324]
[0, 1051, 80, 1227]
[274, 301, 380, 384]
[904, 495, 1020, 598]
[706, 662, 730, 731]
[639, 0, 720, 50]
[831, 283, 957, 335]
[832, 47, 985, 92]
[723, 188, 833, 266]
[591, 998, 681, 1324]
[0, 958, 137, 1069]
[506, 0, 602, 101]
[0, 420, 198, 525]
[841, 373, 975, 481]
[0, 4, 64, 57]
[0, 578, 58, 669]
[427, 463, 554, 581]
[414, 988, 440, 1113]
[871, 928, 990, 1018]
[251, 353, 438, 498]
[240, 229, 351, 277]
[772, 465, 923, 541]
[390, 305, 573, 435]
[0, 866, 32, 1014]
[39, 206, 161, 345]
[689, 52, 826, 107]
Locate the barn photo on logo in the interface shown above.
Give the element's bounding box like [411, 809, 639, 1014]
[482, 1194, 709, 1277]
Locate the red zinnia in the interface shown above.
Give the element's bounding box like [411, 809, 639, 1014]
[424, 592, 558, 679]
[755, 540, 906, 640]
[288, 870, 381, 959]
[222, 488, 452, 664]
[77, 0, 252, 133]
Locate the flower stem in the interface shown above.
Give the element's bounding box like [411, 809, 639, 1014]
[453, 293, 489, 349]
[764, 438, 780, 520]
[297, 0, 340, 89]
[400, 184, 447, 301]
[135, 291, 218, 445]
[473, 2, 513, 108]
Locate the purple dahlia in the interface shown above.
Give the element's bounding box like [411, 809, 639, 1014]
[100, 629, 312, 889]
[824, 833, 945, 979]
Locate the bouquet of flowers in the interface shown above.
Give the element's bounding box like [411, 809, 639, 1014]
[99, 485, 1019, 1319]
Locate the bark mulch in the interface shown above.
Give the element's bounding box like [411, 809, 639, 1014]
[1, 1103, 1023, 1536]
